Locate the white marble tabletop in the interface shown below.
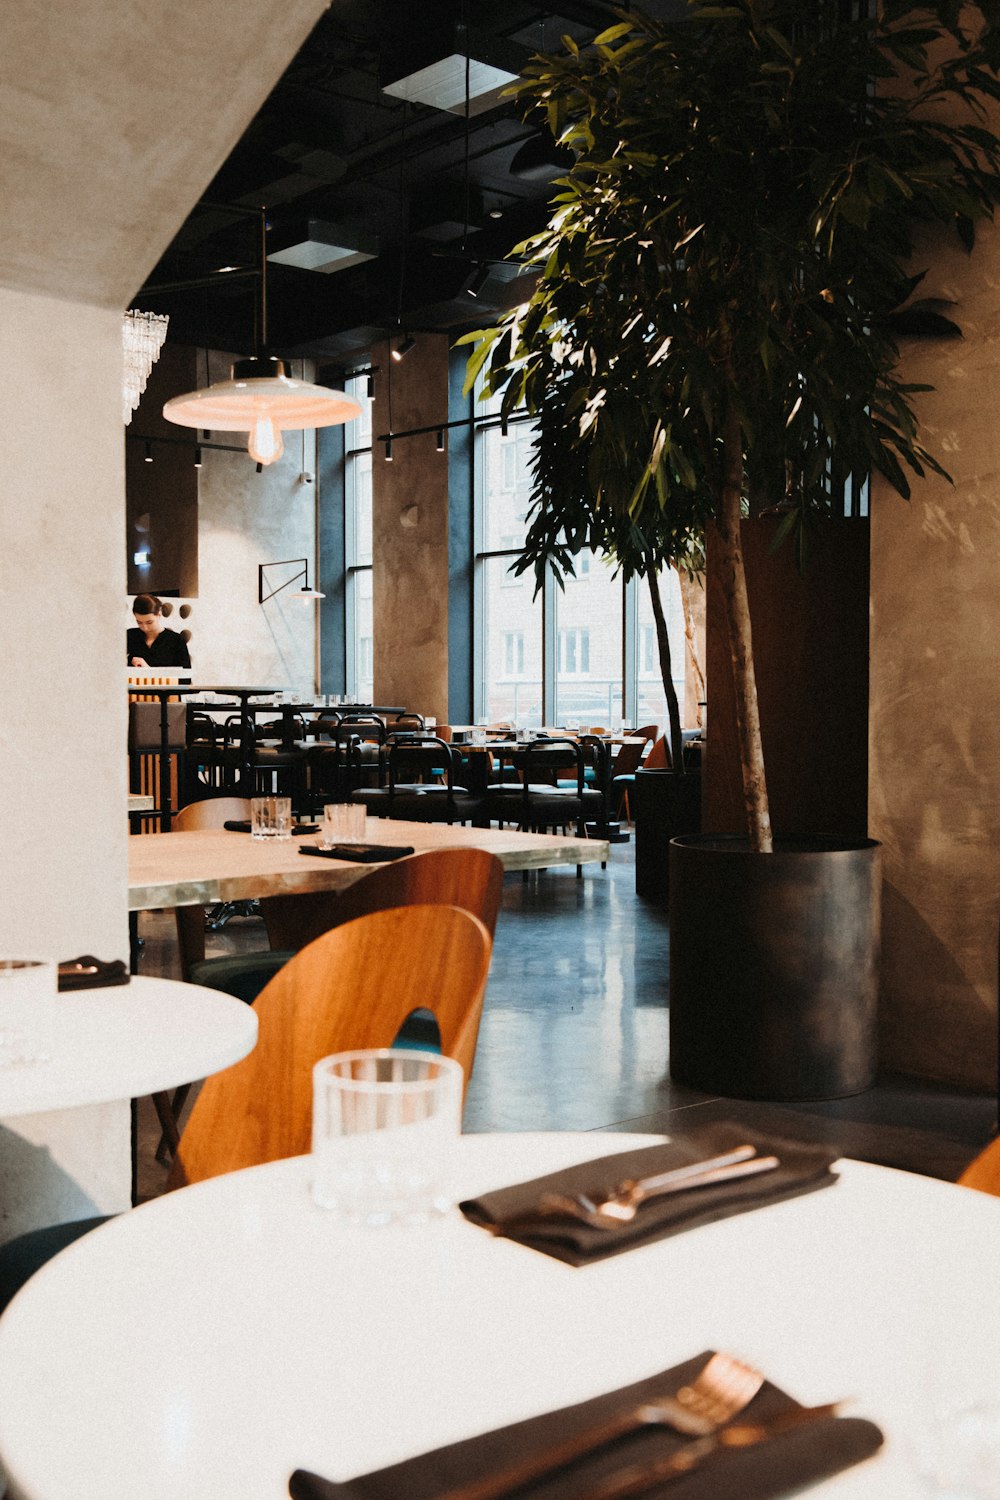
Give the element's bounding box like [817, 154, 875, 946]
[0, 974, 257, 1117]
[0, 1133, 996, 1498]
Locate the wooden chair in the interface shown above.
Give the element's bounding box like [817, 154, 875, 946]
[958, 1136, 1000, 1195]
[167, 903, 492, 1189]
[259, 846, 505, 952]
[612, 734, 667, 822]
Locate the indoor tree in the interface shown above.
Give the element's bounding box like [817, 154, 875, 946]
[464, 0, 1000, 851]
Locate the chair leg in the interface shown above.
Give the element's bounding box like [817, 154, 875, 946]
[151, 1090, 181, 1161]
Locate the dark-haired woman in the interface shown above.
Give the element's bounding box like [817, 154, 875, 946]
[127, 594, 191, 669]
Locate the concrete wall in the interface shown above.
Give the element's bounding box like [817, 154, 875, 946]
[870, 216, 1000, 1090]
[0, 0, 330, 1236]
[371, 335, 452, 720]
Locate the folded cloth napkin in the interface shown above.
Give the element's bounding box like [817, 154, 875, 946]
[224, 820, 320, 835]
[459, 1123, 838, 1265]
[288, 1350, 883, 1500]
[57, 956, 130, 991]
[299, 843, 415, 864]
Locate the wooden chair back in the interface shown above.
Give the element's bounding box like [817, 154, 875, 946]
[644, 735, 670, 770]
[260, 846, 504, 952]
[172, 798, 252, 976]
[167, 903, 492, 1188]
[610, 737, 648, 780]
[958, 1136, 1000, 1195]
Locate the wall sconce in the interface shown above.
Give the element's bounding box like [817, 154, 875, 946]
[258, 557, 325, 604]
[133, 549, 151, 567]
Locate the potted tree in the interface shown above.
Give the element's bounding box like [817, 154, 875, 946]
[466, 0, 1000, 1098]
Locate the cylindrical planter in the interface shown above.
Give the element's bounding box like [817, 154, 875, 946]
[634, 769, 701, 905]
[669, 834, 881, 1101]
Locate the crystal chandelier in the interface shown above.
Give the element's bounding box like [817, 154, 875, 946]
[122, 310, 169, 425]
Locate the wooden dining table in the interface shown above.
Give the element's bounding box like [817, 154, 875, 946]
[128, 821, 610, 911]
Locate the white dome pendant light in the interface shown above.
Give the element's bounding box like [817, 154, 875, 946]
[163, 209, 361, 464]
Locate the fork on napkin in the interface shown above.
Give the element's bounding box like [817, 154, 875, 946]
[288, 1350, 882, 1500]
[458, 1123, 838, 1264]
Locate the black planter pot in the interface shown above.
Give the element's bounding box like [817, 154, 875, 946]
[634, 768, 702, 905]
[668, 834, 881, 1101]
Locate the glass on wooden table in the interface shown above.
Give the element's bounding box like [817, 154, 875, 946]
[321, 802, 366, 845]
[311, 1049, 463, 1225]
[250, 795, 292, 840]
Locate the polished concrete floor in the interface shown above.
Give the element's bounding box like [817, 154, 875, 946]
[135, 840, 996, 1199]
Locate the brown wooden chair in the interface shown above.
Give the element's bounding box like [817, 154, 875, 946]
[958, 1136, 1000, 1195]
[166, 903, 492, 1189]
[259, 846, 504, 952]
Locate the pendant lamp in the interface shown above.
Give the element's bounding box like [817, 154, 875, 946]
[162, 209, 361, 464]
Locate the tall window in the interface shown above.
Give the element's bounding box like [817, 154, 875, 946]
[473, 383, 687, 729]
[475, 390, 543, 725]
[344, 376, 373, 702]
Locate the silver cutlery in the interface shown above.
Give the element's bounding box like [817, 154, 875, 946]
[575, 1400, 843, 1500]
[505, 1146, 781, 1230]
[434, 1353, 764, 1500]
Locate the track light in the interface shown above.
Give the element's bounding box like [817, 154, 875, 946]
[385, 438, 393, 461]
[144, 441, 153, 463]
[194, 446, 203, 468]
[436, 428, 445, 452]
[392, 335, 417, 362]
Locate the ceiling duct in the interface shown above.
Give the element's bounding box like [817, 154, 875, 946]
[267, 218, 378, 273]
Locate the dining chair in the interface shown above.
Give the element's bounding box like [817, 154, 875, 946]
[355, 734, 485, 824]
[167, 903, 493, 1189]
[486, 737, 605, 838]
[957, 1136, 1000, 1194]
[259, 846, 505, 951]
[611, 732, 656, 822]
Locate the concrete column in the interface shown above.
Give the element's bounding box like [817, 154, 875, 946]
[371, 335, 451, 720]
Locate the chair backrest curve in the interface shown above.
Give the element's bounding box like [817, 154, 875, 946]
[167, 903, 492, 1190]
[260, 846, 504, 951]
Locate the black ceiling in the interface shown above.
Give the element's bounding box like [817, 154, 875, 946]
[132, 0, 685, 367]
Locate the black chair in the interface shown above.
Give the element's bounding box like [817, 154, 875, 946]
[313, 716, 388, 807]
[356, 734, 484, 824]
[486, 736, 606, 837]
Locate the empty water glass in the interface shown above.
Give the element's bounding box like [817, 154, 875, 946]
[311, 1049, 463, 1224]
[250, 795, 292, 839]
[322, 802, 366, 845]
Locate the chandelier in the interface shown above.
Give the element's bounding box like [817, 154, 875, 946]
[122, 310, 169, 425]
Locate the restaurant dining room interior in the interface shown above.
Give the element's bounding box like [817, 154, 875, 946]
[2, 0, 1000, 1496]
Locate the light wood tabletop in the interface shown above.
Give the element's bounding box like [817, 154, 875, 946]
[128, 821, 609, 911]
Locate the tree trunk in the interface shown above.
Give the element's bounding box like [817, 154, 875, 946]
[676, 567, 706, 727]
[715, 398, 772, 851]
[644, 557, 685, 775]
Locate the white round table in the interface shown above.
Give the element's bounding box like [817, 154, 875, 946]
[0, 1133, 996, 1499]
[0, 975, 258, 1117]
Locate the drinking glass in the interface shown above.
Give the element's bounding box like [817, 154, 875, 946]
[311, 1049, 463, 1224]
[250, 795, 292, 839]
[322, 802, 366, 845]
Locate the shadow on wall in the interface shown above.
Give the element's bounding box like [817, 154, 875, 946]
[879, 882, 997, 1094]
[0, 1125, 108, 1244]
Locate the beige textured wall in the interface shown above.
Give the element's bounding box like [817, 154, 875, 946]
[371, 335, 452, 719]
[871, 216, 1000, 1089]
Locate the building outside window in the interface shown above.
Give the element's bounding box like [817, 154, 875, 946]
[474, 381, 687, 729]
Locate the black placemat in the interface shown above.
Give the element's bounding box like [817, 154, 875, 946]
[57, 956, 130, 991]
[289, 1350, 882, 1500]
[224, 820, 320, 835]
[459, 1124, 838, 1265]
[299, 843, 414, 863]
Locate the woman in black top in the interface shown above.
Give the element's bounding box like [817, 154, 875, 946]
[127, 593, 191, 669]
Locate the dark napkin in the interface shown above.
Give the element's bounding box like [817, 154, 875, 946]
[459, 1123, 838, 1265]
[289, 1350, 882, 1500]
[299, 843, 415, 864]
[224, 820, 320, 835]
[57, 956, 130, 991]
